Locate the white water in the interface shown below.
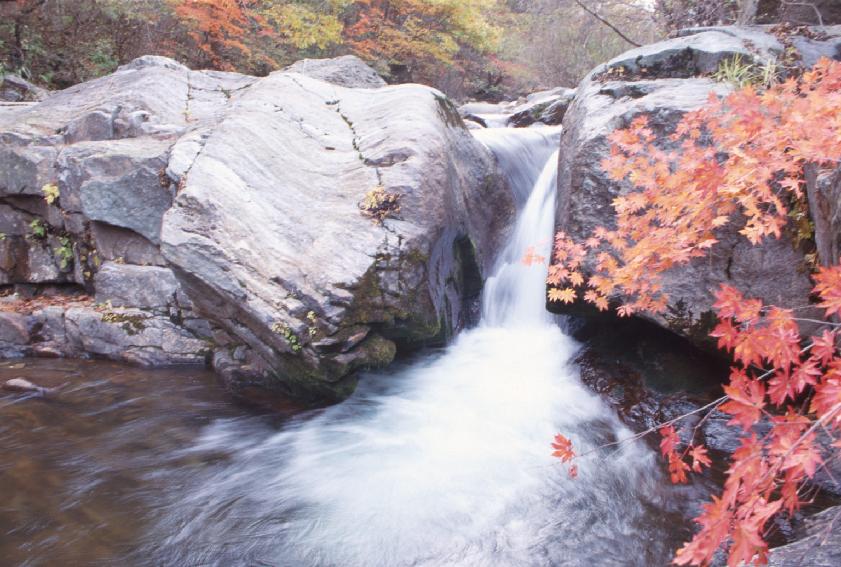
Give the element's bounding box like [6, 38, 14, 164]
[148, 126, 672, 566]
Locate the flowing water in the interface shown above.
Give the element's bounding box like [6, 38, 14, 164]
[1, 126, 691, 566]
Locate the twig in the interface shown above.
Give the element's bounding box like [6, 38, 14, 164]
[572, 0, 641, 47]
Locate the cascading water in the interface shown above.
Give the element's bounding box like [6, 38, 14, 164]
[146, 126, 678, 566]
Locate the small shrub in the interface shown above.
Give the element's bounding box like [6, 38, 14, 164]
[54, 237, 74, 269]
[713, 54, 780, 89]
[272, 322, 302, 353]
[41, 183, 59, 205]
[360, 186, 401, 224]
[29, 219, 46, 239]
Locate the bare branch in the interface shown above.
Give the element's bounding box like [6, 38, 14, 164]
[572, 0, 642, 47]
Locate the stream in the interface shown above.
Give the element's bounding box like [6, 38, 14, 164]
[1, 126, 693, 566]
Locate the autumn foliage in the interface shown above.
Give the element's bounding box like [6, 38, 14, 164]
[549, 57, 841, 315]
[551, 58, 841, 566]
[173, 0, 267, 69]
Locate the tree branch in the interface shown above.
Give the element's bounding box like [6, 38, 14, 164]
[572, 0, 641, 47]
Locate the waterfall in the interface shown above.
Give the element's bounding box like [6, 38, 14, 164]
[474, 126, 560, 327]
[147, 126, 671, 567]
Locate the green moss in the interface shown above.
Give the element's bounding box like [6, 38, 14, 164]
[271, 322, 303, 353]
[434, 93, 465, 129]
[359, 334, 397, 368]
[54, 236, 74, 270]
[29, 219, 47, 239]
[101, 311, 147, 335]
[405, 247, 429, 266]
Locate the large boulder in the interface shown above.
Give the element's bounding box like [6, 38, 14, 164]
[551, 26, 841, 348]
[161, 72, 510, 400]
[0, 55, 512, 400]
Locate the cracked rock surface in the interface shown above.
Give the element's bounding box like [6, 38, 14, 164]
[0, 55, 513, 401]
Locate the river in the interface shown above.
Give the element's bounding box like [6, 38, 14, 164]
[1, 126, 693, 566]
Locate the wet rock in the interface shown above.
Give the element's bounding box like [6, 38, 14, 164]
[3, 377, 54, 395]
[65, 307, 210, 366]
[459, 86, 575, 129]
[0, 311, 30, 356]
[508, 88, 575, 127]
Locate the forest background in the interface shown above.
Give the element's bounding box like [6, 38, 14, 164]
[2, 0, 839, 101]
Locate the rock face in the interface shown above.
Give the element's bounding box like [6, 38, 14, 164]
[0, 55, 513, 400]
[283, 55, 387, 88]
[768, 505, 841, 566]
[0, 75, 48, 103]
[552, 25, 841, 348]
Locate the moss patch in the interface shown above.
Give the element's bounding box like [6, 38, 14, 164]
[101, 311, 148, 336]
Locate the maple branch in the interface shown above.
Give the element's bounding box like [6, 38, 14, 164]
[571, 0, 641, 47]
[572, 395, 728, 460]
[752, 402, 841, 493]
[790, 317, 841, 327]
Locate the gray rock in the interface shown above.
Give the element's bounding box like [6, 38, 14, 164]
[161, 72, 511, 399]
[94, 262, 181, 310]
[0, 141, 58, 197]
[538, 96, 574, 125]
[0, 55, 511, 400]
[0, 311, 30, 355]
[552, 26, 830, 349]
[508, 88, 575, 128]
[0, 75, 48, 103]
[3, 377, 53, 395]
[459, 87, 575, 129]
[60, 139, 174, 243]
[284, 55, 387, 88]
[599, 27, 782, 81]
[768, 506, 841, 566]
[89, 222, 166, 266]
[65, 307, 209, 366]
[0, 301, 209, 366]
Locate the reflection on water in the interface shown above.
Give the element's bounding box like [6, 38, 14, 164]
[0, 358, 298, 566]
[1, 355, 693, 567]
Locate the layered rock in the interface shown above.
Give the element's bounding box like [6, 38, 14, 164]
[768, 505, 841, 566]
[0, 55, 513, 400]
[551, 25, 841, 348]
